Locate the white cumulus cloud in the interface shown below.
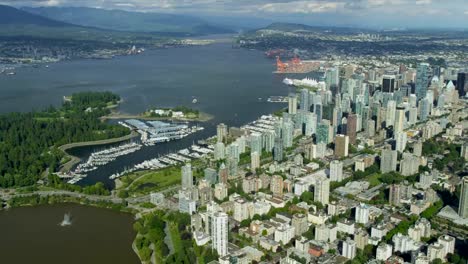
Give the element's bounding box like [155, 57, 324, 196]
[259, 1, 342, 14]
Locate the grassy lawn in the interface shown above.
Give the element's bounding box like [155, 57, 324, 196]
[366, 173, 382, 187]
[124, 166, 181, 195]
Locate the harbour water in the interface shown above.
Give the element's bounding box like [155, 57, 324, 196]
[0, 204, 139, 264]
[0, 39, 318, 186]
[0, 36, 322, 262]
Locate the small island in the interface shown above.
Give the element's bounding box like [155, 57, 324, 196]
[146, 106, 200, 119]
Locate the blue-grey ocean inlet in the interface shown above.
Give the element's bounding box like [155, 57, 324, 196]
[0, 39, 300, 186]
[0, 37, 306, 264]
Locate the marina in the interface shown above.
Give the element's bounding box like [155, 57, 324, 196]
[60, 114, 281, 185]
[61, 119, 209, 184]
[122, 144, 214, 177]
[241, 114, 279, 134]
[56, 142, 142, 184]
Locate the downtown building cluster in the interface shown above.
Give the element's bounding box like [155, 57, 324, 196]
[149, 62, 468, 264]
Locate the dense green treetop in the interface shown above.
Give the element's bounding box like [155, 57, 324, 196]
[0, 91, 129, 188]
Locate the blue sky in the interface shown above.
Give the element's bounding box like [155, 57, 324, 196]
[2, 0, 468, 29]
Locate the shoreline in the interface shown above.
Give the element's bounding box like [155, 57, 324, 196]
[58, 130, 140, 172]
[0, 38, 224, 74]
[1, 196, 144, 262]
[0, 192, 150, 263]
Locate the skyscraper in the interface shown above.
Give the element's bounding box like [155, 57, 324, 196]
[342, 238, 357, 259]
[292, 213, 308, 236]
[212, 212, 229, 256]
[226, 143, 240, 162]
[334, 134, 349, 158]
[394, 108, 406, 132]
[218, 163, 228, 184]
[408, 107, 418, 125]
[456, 72, 467, 97]
[346, 114, 357, 145]
[314, 103, 323, 123]
[381, 146, 397, 173]
[316, 121, 329, 144]
[250, 132, 262, 155]
[288, 93, 297, 115]
[217, 123, 228, 143]
[355, 203, 370, 224]
[273, 137, 284, 162]
[304, 112, 317, 137]
[395, 131, 407, 152]
[382, 75, 396, 93]
[415, 63, 430, 100]
[236, 136, 246, 153]
[386, 100, 396, 128]
[271, 175, 284, 197]
[282, 120, 294, 148]
[329, 160, 343, 182]
[181, 163, 193, 189]
[419, 97, 430, 121]
[367, 120, 375, 137]
[226, 157, 238, 177]
[204, 168, 218, 185]
[333, 106, 343, 131]
[376, 243, 393, 261]
[300, 89, 310, 111]
[400, 153, 420, 176]
[314, 177, 330, 205]
[389, 184, 401, 206]
[251, 151, 260, 173]
[263, 130, 275, 152]
[214, 142, 225, 160]
[459, 176, 468, 218]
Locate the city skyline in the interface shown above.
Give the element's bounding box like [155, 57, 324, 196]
[0, 0, 467, 262]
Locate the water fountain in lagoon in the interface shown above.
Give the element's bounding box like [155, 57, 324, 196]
[60, 213, 72, 226]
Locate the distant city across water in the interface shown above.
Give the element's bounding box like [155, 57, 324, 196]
[0, 38, 322, 186]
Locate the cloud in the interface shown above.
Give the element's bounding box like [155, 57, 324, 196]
[114, 3, 135, 8]
[259, 1, 342, 14]
[415, 0, 431, 4]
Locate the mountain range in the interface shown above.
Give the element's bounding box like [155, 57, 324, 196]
[0, 5, 72, 27]
[21, 6, 233, 35]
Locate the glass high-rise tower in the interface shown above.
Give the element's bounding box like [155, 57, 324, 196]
[415, 63, 430, 100]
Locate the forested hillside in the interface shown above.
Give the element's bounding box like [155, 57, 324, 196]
[0, 91, 129, 187]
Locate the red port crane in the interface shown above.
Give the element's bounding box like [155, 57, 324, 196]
[291, 55, 301, 65]
[276, 56, 287, 73]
